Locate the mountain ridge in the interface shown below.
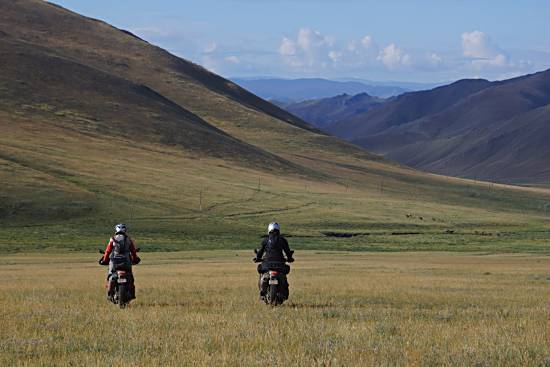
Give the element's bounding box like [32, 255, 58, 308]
[279, 93, 385, 129]
[232, 77, 409, 101]
[281, 70, 550, 185]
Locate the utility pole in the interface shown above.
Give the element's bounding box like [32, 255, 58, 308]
[199, 189, 203, 211]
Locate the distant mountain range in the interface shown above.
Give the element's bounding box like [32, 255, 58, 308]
[231, 78, 412, 101]
[276, 93, 385, 129]
[279, 72, 550, 186]
[336, 78, 442, 91]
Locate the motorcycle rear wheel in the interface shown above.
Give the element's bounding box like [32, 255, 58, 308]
[118, 283, 128, 309]
[269, 284, 280, 306]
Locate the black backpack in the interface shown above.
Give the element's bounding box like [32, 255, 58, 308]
[112, 234, 130, 258]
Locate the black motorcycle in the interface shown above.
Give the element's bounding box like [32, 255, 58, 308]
[99, 249, 140, 309]
[254, 250, 293, 306]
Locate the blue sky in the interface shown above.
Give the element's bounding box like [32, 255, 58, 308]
[51, 0, 550, 83]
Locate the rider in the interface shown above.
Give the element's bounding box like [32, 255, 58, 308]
[99, 223, 140, 300]
[253, 222, 294, 299]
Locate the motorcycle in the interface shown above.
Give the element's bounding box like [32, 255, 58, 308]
[99, 248, 140, 309]
[254, 249, 293, 306]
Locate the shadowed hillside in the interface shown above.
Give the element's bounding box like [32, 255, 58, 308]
[280, 93, 385, 129]
[326, 79, 492, 138]
[321, 72, 550, 185]
[0, 37, 292, 166]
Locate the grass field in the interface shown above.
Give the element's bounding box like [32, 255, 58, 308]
[3, 4, 550, 365]
[2, 251, 550, 366]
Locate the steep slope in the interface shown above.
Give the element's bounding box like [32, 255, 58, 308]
[0, 0, 390, 225]
[328, 71, 550, 184]
[0, 1, 338, 155]
[1, 0, 399, 172]
[282, 93, 385, 129]
[327, 79, 492, 138]
[0, 37, 290, 167]
[0, 1, 314, 134]
[386, 101, 550, 184]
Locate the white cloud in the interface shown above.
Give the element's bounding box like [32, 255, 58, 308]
[225, 55, 240, 64]
[203, 42, 217, 54]
[279, 37, 296, 56]
[377, 43, 411, 69]
[328, 50, 342, 62]
[277, 28, 384, 75]
[462, 31, 510, 70]
[462, 31, 496, 58]
[346, 41, 357, 52]
[296, 28, 332, 51]
[361, 35, 372, 49]
[296, 27, 532, 81]
[296, 28, 312, 51]
[278, 28, 336, 69]
[427, 52, 443, 67]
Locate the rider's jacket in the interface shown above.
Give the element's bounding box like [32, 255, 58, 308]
[102, 234, 138, 264]
[257, 234, 292, 263]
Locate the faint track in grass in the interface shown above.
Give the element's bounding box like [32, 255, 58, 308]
[220, 201, 317, 219]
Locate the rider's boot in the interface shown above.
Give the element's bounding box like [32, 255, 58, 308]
[258, 274, 268, 300]
[107, 278, 115, 301]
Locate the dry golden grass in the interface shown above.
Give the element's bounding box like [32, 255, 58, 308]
[2, 251, 550, 366]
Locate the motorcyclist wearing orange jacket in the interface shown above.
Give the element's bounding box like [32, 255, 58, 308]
[99, 223, 140, 300]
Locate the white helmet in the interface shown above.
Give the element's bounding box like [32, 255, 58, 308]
[114, 223, 127, 234]
[267, 222, 280, 234]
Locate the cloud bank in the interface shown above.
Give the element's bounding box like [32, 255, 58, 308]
[131, 24, 542, 81]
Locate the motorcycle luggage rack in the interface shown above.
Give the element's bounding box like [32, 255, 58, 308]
[264, 261, 286, 270]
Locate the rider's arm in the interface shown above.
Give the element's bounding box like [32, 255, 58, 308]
[102, 238, 113, 262]
[256, 238, 267, 259]
[129, 237, 138, 262]
[282, 237, 293, 259]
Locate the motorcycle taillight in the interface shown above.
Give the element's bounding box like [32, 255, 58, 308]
[269, 270, 279, 276]
[117, 270, 126, 276]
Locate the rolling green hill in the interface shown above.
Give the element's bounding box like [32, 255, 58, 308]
[1, 0, 550, 253]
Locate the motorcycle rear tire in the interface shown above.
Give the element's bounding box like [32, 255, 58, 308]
[118, 283, 128, 309]
[269, 284, 279, 306]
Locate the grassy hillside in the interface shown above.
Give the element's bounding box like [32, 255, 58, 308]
[2, 111, 550, 253]
[1, 0, 550, 253]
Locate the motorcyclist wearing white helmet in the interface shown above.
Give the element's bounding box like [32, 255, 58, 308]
[99, 223, 140, 300]
[253, 222, 294, 299]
